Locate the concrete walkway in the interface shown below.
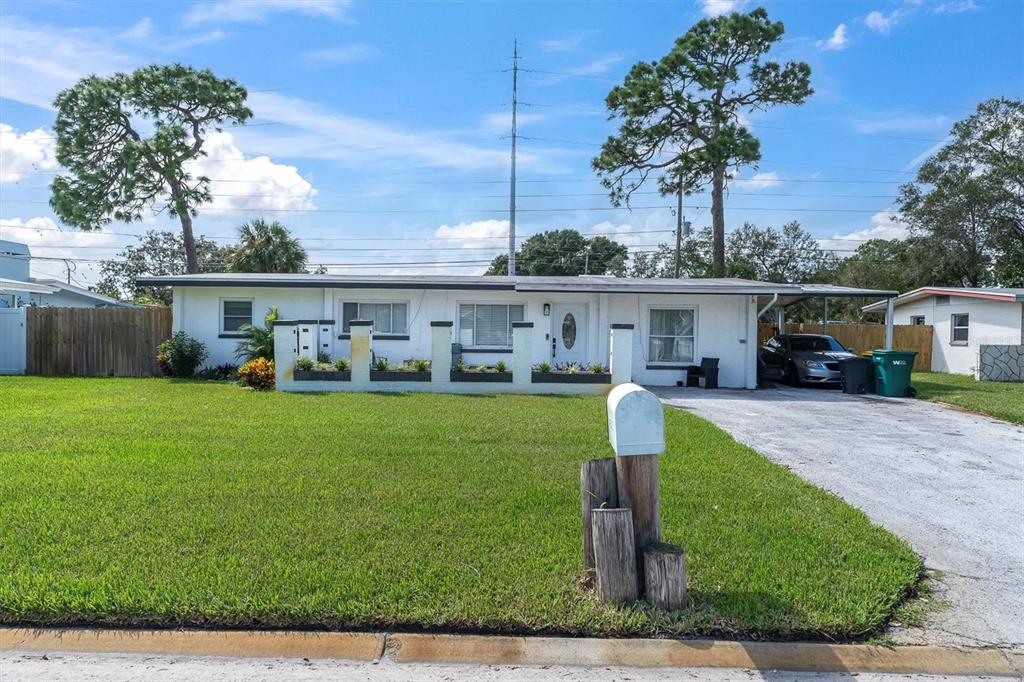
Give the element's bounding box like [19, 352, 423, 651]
[654, 385, 1024, 649]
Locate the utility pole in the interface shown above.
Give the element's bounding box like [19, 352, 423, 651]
[508, 40, 518, 277]
[673, 185, 683, 278]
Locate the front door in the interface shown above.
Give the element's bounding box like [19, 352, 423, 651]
[551, 304, 587, 366]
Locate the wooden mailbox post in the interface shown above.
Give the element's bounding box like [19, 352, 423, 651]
[583, 382, 686, 610]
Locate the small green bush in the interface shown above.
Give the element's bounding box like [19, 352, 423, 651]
[295, 356, 314, 371]
[156, 332, 208, 378]
[333, 357, 349, 371]
[494, 360, 507, 373]
[195, 363, 238, 381]
[454, 359, 465, 372]
[374, 357, 389, 371]
[412, 358, 430, 372]
[317, 351, 331, 364]
[535, 361, 551, 373]
[590, 363, 605, 374]
[474, 364, 487, 373]
[567, 363, 580, 375]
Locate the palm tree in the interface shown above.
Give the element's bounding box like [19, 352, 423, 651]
[228, 219, 307, 273]
[235, 306, 278, 361]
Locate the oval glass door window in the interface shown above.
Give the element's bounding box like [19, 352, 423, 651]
[561, 313, 577, 350]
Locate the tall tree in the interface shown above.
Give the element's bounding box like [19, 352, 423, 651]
[485, 229, 628, 276]
[726, 221, 836, 283]
[94, 230, 234, 305]
[228, 219, 308, 273]
[593, 8, 812, 277]
[896, 98, 1024, 286]
[50, 64, 251, 274]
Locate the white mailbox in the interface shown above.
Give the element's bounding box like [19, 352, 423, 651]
[607, 383, 665, 456]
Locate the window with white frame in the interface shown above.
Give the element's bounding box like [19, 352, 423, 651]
[648, 307, 696, 364]
[910, 315, 926, 326]
[221, 299, 253, 333]
[342, 302, 408, 335]
[459, 303, 524, 348]
[951, 313, 969, 344]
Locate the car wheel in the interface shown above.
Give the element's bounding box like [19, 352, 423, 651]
[785, 363, 801, 386]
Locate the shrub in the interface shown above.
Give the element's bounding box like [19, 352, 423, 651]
[234, 307, 278, 362]
[317, 351, 331, 364]
[474, 364, 487, 373]
[295, 356, 314, 371]
[156, 332, 208, 378]
[374, 357, 389, 371]
[238, 358, 275, 390]
[566, 363, 580, 375]
[454, 359, 465, 372]
[317, 362, 333, 371]
[333, 357, 349, 371]
[494, 360, 507, 373]
[590, 363, 606, 374]
[412, 358, 430, 372]
[195, 363, 238, 381]
[535, 361, 551, 373]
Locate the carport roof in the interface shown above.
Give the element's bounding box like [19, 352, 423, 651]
[135, 273, 897, 301]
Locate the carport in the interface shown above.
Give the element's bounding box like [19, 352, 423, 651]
[755, 284, 900, 348]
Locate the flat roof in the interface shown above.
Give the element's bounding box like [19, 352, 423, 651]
[862, 286, 1024, 312]
[135, 273, 897, 300]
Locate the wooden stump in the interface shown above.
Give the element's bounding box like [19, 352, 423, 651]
[591, 508, 638, 606]
[615, 453, 660, 592]
[643, 542, 687, 611]
[580, 458, 618, 584]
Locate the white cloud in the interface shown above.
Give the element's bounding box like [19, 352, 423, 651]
[303, 44, 379, 64]
[820, 211, 909, 252]
[734, 171, 782, 190]
[0, 125, 59, 182]
[237, 91, 548, 172]
[538, 34, 592, 53]
[481, 111, 548, 132]
[865, 10, 897, 33]
[902, 137, 950, 171]
[699, 0, 748, 17]
[433, 219, 509, 249]
[589, 221, 652, 248]
[120, 18, 154, 41]
[162, 29, 231, 51]
[0, 216, 123, 280]
[185, 131, 317, 213]
[568, 53, 626, 77]
[852, 113, 950, 134]
[934, 0, 979, 13]
[816, 24, 850, 51]
[184, 0, 352, 25]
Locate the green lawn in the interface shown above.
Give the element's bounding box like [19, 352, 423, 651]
[913, 372, 1024, 424]
[0, 377, 919, 640]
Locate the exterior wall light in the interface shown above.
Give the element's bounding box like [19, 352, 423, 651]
[543, 303, 551, 316]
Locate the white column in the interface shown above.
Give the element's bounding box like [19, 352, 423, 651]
[512, 321, 533, 389]
[884, 298, 895, 350]
[273, 321, 298, 388]
[430, 321, 453, 382]
[297, 320, 317, 362]
[777, 306, 785, 335]
[350, 320, 372, 385]
[610, 324, 634, 386]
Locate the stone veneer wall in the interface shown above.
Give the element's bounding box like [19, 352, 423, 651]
[976, 345, 1024, 382]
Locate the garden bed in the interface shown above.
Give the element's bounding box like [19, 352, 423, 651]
[294, 369, 351, 381]
[450, 370, 513, 383]
[0, 377, 920, 640]
[532, 371, 611, 384]
[370, 370, 431, 382]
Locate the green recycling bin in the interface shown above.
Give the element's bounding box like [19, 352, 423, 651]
[870, 350, 917, 397]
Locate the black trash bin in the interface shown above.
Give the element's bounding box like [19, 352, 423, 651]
[839, 356, 872, 394]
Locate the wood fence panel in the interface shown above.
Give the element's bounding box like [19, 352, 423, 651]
[26, 307, 172, 376]
[757, 322, 932, 371]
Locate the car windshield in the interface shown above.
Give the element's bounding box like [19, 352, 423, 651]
[789, 336, 847, 352]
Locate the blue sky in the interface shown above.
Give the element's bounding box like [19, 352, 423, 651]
[1, 0, 1021, 285]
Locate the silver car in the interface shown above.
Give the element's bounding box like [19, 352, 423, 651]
[758, 334, 858, 386]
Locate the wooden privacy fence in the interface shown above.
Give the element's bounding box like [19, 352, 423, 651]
[26, 307, 172, 376]
[757, 322, 933, 371]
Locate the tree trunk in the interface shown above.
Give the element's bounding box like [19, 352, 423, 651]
[169, 180, 199, 274]
[711, 166, 726, 277]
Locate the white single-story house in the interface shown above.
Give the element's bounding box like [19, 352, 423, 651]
[0, 239, 132, 308]
[864, 286, 1024, 377]
[141, 273, 896, 392]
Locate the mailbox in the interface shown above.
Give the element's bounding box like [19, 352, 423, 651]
[607, 383, 665, 456]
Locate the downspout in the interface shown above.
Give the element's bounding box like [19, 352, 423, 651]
[757, 293, 779, 319]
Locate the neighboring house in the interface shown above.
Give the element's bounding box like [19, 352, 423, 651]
[864, 287, 1024, 375]
[139, 272, 894, 390]
[0, 239, 131, 308]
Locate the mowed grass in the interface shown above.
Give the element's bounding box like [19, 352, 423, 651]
[913, 372, 1024, 425]
[0, 377, 919, 639]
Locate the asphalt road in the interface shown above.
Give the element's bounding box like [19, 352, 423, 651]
[655, 385, 1024, 649]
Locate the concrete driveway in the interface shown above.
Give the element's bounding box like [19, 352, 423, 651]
[654, 385, 1024, 650]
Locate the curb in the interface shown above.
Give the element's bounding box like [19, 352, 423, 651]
[2, 628, 1022, 677]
